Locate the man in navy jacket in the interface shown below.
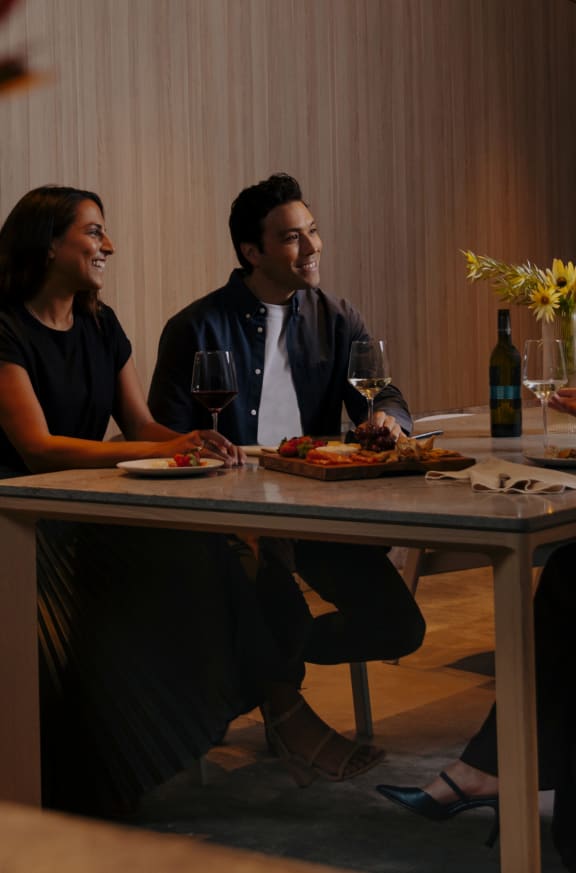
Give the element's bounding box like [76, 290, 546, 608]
[149, 173, 425, 670]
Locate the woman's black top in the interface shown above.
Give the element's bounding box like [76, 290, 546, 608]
[0, 302, 131, 473]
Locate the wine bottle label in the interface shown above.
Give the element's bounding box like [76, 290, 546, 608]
[490, 385, 521, 400]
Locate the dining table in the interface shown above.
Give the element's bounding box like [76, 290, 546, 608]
[1, 406, 576, 873]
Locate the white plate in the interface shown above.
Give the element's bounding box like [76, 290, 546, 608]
[117, 458, 225, 477]
[414, 413, 474, 422]
[524, 452, 576, 469]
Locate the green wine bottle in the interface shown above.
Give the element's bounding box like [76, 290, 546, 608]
[489, 309, 522, 437]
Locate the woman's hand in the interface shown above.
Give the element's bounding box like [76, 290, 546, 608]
[549, 388, 576, 418]
[163, 430, 246, 467]
[0, 359, 248, 473]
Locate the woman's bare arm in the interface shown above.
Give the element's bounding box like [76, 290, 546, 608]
[0, 359, 240, 473]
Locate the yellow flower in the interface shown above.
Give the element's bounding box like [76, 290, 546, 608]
[528, 283, 562, 322]
[547, 258, 576, 291]
[546, 260, 576, 315]
[462, 250, 576, 322]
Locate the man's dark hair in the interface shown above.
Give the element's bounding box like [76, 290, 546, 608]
[0, 185, 104, 315]
[229, 173, 303, 272]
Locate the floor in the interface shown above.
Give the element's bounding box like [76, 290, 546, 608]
[132, 561, 564, 873]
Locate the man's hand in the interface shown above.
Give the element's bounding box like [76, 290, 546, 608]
[371, 412, 403, 441]
[549, 388, 576, 418]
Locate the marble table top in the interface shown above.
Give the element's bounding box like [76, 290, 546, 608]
[1, 419, 576, 534]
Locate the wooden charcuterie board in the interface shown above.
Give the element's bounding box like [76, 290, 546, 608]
[258, 453, 475, 481]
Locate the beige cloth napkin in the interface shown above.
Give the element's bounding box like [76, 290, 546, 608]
[425, 457, 576, 493]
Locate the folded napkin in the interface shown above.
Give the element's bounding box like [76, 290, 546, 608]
[425, 457, 576, 493]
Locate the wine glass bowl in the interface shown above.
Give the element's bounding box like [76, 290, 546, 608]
[191, 350, 238, 432]
[522, 339, 567, 450]
[347, 339, 391, 425]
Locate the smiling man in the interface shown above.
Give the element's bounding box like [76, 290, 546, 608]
[148, 174, 425, 701]
[149, 173, 411, 445]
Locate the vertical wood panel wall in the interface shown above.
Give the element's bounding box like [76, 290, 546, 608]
[1, 0, 575, 416]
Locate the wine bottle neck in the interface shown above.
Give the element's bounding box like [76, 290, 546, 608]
[497, 309, 512, 342]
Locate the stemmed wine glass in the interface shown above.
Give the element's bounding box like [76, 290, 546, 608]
[522, 339, 567, 451]
[191, 350, 238, 433]
[347, 339, 391, 425]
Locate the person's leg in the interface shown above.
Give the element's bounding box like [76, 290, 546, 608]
[552, 697, 576, 873]
[293, 540, 425, 664]
[236, 537, 385, 781]
[232, 536, 312, 686]
[38, 523, 287, 814]
[213, 536, 385, 783]
[263, 681, 384, 784]
[414, 542, 576, 804]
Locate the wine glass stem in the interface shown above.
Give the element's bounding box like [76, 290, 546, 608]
[211, 411, 219, 432]
[541, 399, 549, 449]
[367, 397, 374, 426]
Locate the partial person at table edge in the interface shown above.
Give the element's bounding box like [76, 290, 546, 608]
[375, 383, 576, 872]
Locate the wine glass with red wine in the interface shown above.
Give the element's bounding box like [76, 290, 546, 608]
[191, 350, 238, 433]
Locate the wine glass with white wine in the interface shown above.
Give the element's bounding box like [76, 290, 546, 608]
[347, 339, 391, 425]
[522, 339, 567, 451]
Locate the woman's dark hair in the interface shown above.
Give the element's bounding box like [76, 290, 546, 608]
[229, 173, 303, 272]
[0, 185, 105, 315]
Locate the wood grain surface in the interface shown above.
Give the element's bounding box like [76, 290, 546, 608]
[0, 0, 575, 416]
[259, 452, 475, 481]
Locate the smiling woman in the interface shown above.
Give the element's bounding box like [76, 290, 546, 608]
[23, 199, 113, 330]
[0, 185, 240, 473]
[46, 199, 114, 298]
[0, 187, 108, 319]
[0, 185, 274, 814]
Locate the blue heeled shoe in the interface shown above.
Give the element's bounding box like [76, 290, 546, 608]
[376, 770, 500, 848]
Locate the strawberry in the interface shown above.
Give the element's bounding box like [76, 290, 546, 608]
[278, 438, 299, 457]
[172, 452, 200, 467]
[278, 436, 327, 458]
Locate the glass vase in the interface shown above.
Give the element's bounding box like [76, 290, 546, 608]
[558, 310, 576, 379]
[542, 309, 576, 434]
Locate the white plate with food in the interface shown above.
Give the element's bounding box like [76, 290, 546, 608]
[524, 452, 576, 469]
[117, 458, 225, 477]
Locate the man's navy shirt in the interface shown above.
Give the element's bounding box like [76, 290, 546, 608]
[148, 269, 412, 444]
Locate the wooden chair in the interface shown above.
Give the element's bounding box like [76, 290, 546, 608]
[347, 541, 564, 740]
[349, 662, 373, 737]
[347, 410, 568, 737]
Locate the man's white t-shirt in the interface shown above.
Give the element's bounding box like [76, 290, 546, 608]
[257, 303, 302, 445]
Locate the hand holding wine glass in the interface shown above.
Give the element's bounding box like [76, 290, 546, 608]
[522, 339, 567, 450]
[191, 350, 238, 433]
[347, 339, 391, 425]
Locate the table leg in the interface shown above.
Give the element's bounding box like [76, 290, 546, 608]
[0, 514, 40, 805]
[492, 547, 540, 873]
